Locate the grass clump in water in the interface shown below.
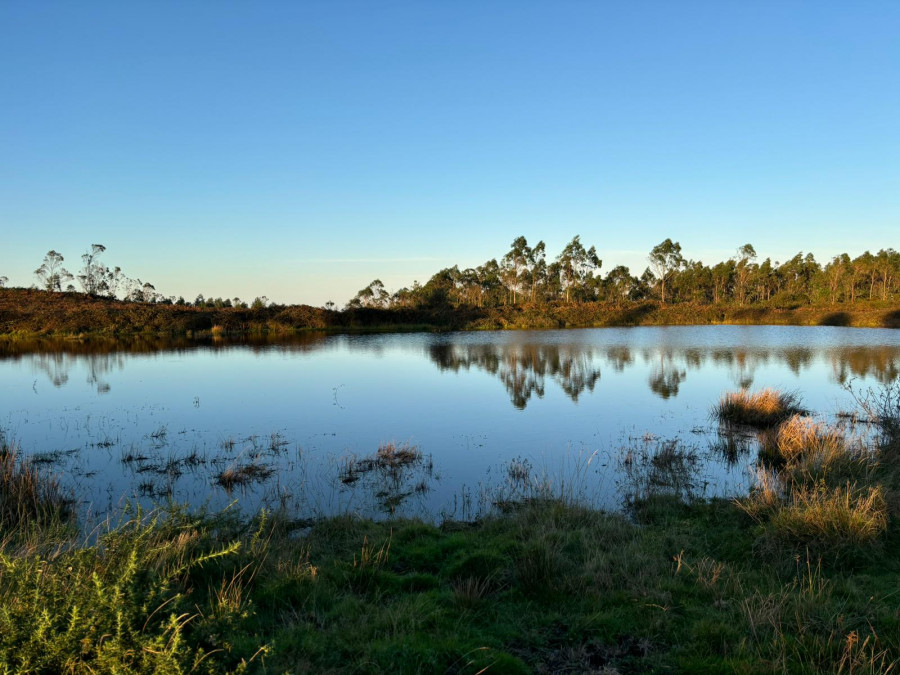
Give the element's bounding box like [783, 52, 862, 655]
[760, 415, 877, 486]
[215, 459, 274, 491]
[0, 438, 73, 536]
[714, 387, 803, 428]
[739, 402, 891, 563]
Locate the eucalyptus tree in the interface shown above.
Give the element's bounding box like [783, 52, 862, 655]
[875, 248, 900, 300]
[347, 279, 390, 309]
[734, 243, 757, 306]
[0, 276, 7, 288]
[753, 258, 776, 303]
[854, 251, 879, 300]
[77, 244, 108, 296]
[676, 260, 713, 303]
[604, 265, 636, 307]
[777, 252, 819, 302]
[710, 260, 733, 304]
[648, 239, 685, 303]
[824, 254, 851, 304]
[501, 236, 533, 304]
[476, 259, 503, 307]
[34, 250, 72, 292]
[459, 267, 483, 306]
[555, 235, 600, 303]
[527, 240, 547, 303]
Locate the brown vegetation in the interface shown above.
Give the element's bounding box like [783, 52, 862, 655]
[714, 388, 804, 428]
[2, 288, 899, 339]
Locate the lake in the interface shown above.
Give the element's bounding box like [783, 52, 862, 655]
[2, 325, 899, 522]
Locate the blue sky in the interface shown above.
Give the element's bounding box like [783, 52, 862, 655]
[1, 1, 898, 305]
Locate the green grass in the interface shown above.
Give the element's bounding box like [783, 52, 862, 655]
[3, 386, 900, 672]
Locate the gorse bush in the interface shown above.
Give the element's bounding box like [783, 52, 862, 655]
[0, 509, 265, 674]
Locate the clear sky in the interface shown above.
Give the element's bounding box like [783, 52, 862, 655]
[1, 1, 898, 306]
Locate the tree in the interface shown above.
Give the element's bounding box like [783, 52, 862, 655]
[0, 276, 7, 288]
[824, 254, 850, 304]
[501, 236, 532, 304]
[34, 250, 72, 292]
[711, 260, 734, 304]
[734, 244, 757, 306]
[555, 235, 601, 303]
[347, 280, 389, 309]
[604, 265, 636, 307]
[77, 244, 108, 296]
[103, 266, 126, 299]
[527, 241, 547, 303]
[125, 280, 159, 303]
[648, 239, 685, 303]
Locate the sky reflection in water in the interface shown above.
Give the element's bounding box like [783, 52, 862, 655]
[1, 326, 899, 522]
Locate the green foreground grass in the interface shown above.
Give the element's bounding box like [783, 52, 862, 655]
[3, 389, 900, 673]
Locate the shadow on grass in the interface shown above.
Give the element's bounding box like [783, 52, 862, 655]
[882, 310, 900, 329]
[608, 302, 656, 326]
[819, 312, 851, 327]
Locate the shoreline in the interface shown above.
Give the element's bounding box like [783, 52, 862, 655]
[2, 288, 899, 340]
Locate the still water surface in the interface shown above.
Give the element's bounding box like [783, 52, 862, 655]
[2, 326, 899, 521]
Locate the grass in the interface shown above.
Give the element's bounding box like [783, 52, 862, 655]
[734, 385, 897, 565]
[2, 386, 900, 672]
[0, 437, 73, 537]
[215, 459, 275, 491]
[715, 387, 804, 428]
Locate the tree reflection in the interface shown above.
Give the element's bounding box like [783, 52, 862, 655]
[429, 343, 601, 409]
[4, 333, 900, 406]
[428, 340, 900, 407]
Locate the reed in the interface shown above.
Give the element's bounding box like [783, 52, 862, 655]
[0, 439, 72, 533]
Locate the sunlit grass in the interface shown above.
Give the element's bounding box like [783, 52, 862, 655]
[3, 383, 900, 672]
[714, 387, 803, 428]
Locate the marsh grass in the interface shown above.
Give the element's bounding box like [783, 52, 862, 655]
[4, 385, 900, 672]
[759, 415, 878, 487]
[336, 442, 435, 515]
[737, 396, 893, 565]
[619, 438, 702, 508]
[215, 460, 275, 491]
[0, 440, 73, 534]
[715, 387, 804, 428]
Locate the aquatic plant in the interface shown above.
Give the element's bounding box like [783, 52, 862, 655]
[714, 387, 803, 428]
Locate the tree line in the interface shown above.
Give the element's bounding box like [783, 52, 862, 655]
[348, 236, 900, 310]
[6, 244, 268, 310]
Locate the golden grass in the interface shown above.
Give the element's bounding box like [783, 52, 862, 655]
[759, 415, 876, 486]
[767, 482, 887, 549]
[715, 388, 803, 428]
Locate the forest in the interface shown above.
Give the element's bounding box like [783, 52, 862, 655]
[348, 236, 900, 310]
[2, 238, 899, 337]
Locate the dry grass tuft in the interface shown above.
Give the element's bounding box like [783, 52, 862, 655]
[767, 482, 888, 549]
[715, 388, 803, 428]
